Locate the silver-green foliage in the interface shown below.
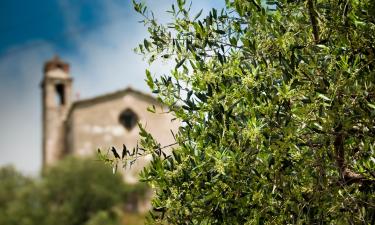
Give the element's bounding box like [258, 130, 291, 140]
[125, 0, 375, 224]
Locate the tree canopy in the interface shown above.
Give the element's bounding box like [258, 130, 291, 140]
[113, 0, 375, 224]
[0, 157, 146, 225]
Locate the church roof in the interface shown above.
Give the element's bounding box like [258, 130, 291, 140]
[67, 87, 161, 118]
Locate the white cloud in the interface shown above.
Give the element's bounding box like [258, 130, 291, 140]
[62, 0, 223, 97]
[0, 0, 225, 174]
[61, 0, 177, 99]
[0, 41, 55, 175]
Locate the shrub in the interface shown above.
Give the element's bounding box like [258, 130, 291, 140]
[0, 157, 147, 225]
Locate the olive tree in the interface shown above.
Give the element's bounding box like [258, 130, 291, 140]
[112, 0, 375, 224]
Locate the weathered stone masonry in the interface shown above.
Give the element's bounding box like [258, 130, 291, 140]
[41, 56, 179, 183]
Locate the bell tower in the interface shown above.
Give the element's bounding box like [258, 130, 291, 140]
[41, 56, 72, 168]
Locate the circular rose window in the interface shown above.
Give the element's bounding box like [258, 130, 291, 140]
[119, 108, 138, 130]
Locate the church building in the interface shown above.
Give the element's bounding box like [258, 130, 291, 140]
[41, 56, 179, 183]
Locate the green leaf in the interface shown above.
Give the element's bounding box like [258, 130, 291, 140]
[217, 52, 224, 64]
[317, 93, 331, 101]
[177, 0, 185, 10]
[144, 39, 151, 51]
[229, 37, 237, 46]
[214, 29, 226, 35]
[193, 9, 203, 21]
[162, 54, 171, 59]
[147, 105, 156, 113]
[175, 58, 186, 69]
[145, 69, 154, 89]
[313, 122, 323, 130]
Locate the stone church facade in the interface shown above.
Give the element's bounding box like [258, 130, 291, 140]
[41, 56, 179, 183]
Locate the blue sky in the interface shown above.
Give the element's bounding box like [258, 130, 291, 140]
[0, 0, 224, 175]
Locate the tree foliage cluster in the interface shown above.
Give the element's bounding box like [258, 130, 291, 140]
[115, 0, 375, 224]
[0, 157, 147, 225]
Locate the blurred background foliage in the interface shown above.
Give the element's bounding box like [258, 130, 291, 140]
[0, 157, 146, 225]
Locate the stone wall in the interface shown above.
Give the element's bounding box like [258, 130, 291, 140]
[66, 90, 179, 183]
